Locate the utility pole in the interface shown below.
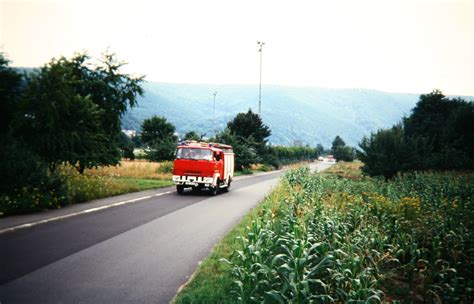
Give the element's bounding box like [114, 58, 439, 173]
[257, 41, 265, 115]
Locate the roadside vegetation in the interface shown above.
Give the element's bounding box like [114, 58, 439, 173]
[0, 160, 173, 216]
[175, 89, 474, 303]
[174, 163, 474, 303]
[358, 90, 473, 179]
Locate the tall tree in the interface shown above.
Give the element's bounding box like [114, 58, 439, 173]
[316, 143, 325, 155]
[0, 54, 23, 134]
[331, 135, 346, 152]
[184, 131, 201, 141]
[118, 132, 135, 160]
[213, 128, 260, 170]
[358, 90, 474, 178]
[0, 54, 57, 212]
[403, 90, 473, 169]
[227, 109, 271, 154]
[357, 125, 421, 179]
[141, 116, 178, 161]
[227, 109, 270, 143]
[330, 135, 354, 161]
[15, 52, 144, 173]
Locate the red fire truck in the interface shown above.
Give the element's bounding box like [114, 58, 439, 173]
[172, 141, 234, 195]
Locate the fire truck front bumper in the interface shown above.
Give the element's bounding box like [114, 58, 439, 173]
[172, 175, 215, 187]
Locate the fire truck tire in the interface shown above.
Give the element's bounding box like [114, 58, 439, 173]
[210, 186, 218, 196]
[176, 185, 184, 194]
[223, 180, 231, 192]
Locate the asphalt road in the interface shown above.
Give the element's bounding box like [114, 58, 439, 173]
[0, 162, 332, 303]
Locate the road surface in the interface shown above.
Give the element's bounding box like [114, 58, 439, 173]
[0, 161, 333, 303]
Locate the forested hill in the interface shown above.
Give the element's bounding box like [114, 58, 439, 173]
[122, 82, 420, 147]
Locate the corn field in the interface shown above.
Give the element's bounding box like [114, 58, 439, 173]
[223, 167, 474, 303]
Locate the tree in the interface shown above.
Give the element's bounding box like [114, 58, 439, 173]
[333, 146, 355, 162]
[184, 131, 201, 141]
[211, 109, 271, 170]
[227, 109, 271, 153]
[357, 125, 428, 179]
[0, 54, 23, 134]
[141, 116, 178, 161]
[316, 144, 325, 155]
[213, 128, 260, 170]
[0, 54, 65, 214]
[15, 52, 144, 173]
[330, 135, 354, 162]
[331, 135, 346, 152]
[118, 132, 135, 160]
[0, 54, 45, 197]
[404, 90, 474, 169]
[131, 134, 143, 148]
[357, 90, 474, 178]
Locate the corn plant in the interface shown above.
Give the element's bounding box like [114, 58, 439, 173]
[223, 167, 474, 303]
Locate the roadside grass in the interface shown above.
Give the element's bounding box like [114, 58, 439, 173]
[60, 164, 174, 204]
[320, 160, 364, 179]
[114, 177, 173, 190]
[86, 159, 173, 179]
[173, 162, 474, 303]
[0, 160, 173, 216]
[234, 161, 312, 177]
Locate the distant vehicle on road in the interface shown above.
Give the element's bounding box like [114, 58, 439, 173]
[172, 141, 234, 195]
[317, 156, 324, 161]
[327, 155, 336, 162]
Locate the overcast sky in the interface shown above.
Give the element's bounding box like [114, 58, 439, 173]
[1, 0, 473, 95]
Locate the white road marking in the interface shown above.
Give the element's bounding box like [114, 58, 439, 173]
[0, 190, 175, 235]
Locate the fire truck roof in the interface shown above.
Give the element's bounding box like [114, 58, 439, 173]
[177, 141, 233, 152]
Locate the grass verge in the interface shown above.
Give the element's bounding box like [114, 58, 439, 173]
[0, 160, 174, 216]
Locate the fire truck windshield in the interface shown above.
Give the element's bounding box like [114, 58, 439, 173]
[175, 148, 213, 161]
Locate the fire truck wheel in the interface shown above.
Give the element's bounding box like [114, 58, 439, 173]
[176, 185, 184, 194]
[223, 180, 231, 192]
[210, 186, 218, 196]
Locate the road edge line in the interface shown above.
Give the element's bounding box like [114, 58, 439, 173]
[0, 190, 176, 235]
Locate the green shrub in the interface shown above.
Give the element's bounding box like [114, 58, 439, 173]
[156, 161, 174, 174]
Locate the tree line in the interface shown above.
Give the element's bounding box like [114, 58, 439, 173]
[133, 109, 325, 170]
[357, 90, 474, 179]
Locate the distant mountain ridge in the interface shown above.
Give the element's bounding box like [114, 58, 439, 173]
[122, 82, 423, 147]
[14, 68, 471, 147]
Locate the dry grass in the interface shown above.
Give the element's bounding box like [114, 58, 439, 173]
[86, 160, 172, 180]
[322, 161, 364, 179]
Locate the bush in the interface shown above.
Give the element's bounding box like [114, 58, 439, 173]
[266, 146, 318, 166]
[146, 139, 177, 162]
[156, 161, 174, 174]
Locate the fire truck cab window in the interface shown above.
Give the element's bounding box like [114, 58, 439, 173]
[176, 148, 213, 160]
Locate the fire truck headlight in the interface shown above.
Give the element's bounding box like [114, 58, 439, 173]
[172, 175, 180, 181]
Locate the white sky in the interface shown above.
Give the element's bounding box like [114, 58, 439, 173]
[1, 0, 473, 95]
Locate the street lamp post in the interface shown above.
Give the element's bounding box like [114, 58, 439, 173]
[257, 41, 265, 115]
